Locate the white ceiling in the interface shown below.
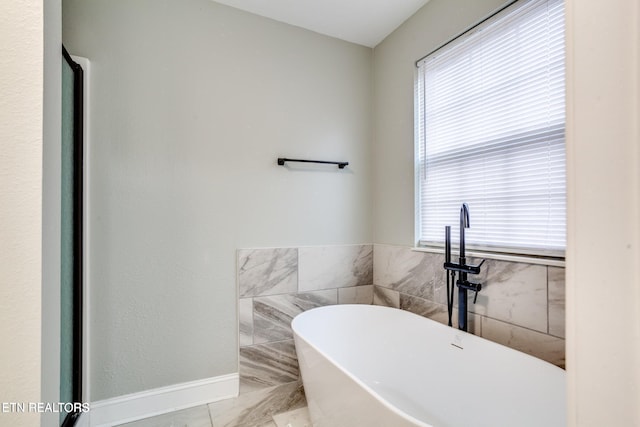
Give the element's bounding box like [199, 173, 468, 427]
[212, 0, 430, 48]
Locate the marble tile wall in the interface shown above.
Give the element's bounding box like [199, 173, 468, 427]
[233, 242, 564, 427]
[373, 244, 566, 368]
[237, 245, 373, 394]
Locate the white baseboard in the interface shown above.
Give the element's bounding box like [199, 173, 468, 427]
[87, 373, 238, 427]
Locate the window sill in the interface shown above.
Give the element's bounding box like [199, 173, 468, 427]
[412, 246, 565, 268]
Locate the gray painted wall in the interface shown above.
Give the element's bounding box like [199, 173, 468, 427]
[372, 0, 510, 245]
[61, 0, 528, 402]
[42, 0, 63, 425]
[62, 0, 372, 400]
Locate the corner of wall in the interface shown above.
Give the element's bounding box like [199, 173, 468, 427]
[42, 0, 63, 425]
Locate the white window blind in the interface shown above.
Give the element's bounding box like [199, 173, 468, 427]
[416, 0, 565, 257]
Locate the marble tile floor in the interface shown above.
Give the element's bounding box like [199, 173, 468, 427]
[118, 404, 312, 427]
[118, 383, 312, 427]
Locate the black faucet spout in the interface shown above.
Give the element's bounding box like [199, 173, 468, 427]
[460, 203, 470, 259]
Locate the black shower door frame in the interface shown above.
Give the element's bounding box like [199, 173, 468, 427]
[61, 45, 84, 427]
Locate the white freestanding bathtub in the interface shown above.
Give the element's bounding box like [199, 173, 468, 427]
[292, 304, 566, 427]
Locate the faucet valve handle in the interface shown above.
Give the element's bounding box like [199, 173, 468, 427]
[464, 259, 486, 275]
[468, 258, 486, 272]
[473, 287, 481, 304]
[466, 281, 482, 304]
[457, 280, 482, 300]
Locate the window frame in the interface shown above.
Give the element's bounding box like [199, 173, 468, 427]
[413, 0, 566, 263]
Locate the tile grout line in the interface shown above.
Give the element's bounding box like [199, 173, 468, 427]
[207, 402, 215, 427]
[546, 265, 551, 335]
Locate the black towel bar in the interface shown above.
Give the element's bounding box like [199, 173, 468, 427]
[277, 158, 348, 169]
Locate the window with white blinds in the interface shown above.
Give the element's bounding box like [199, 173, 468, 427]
[415, 0, 565, 257]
